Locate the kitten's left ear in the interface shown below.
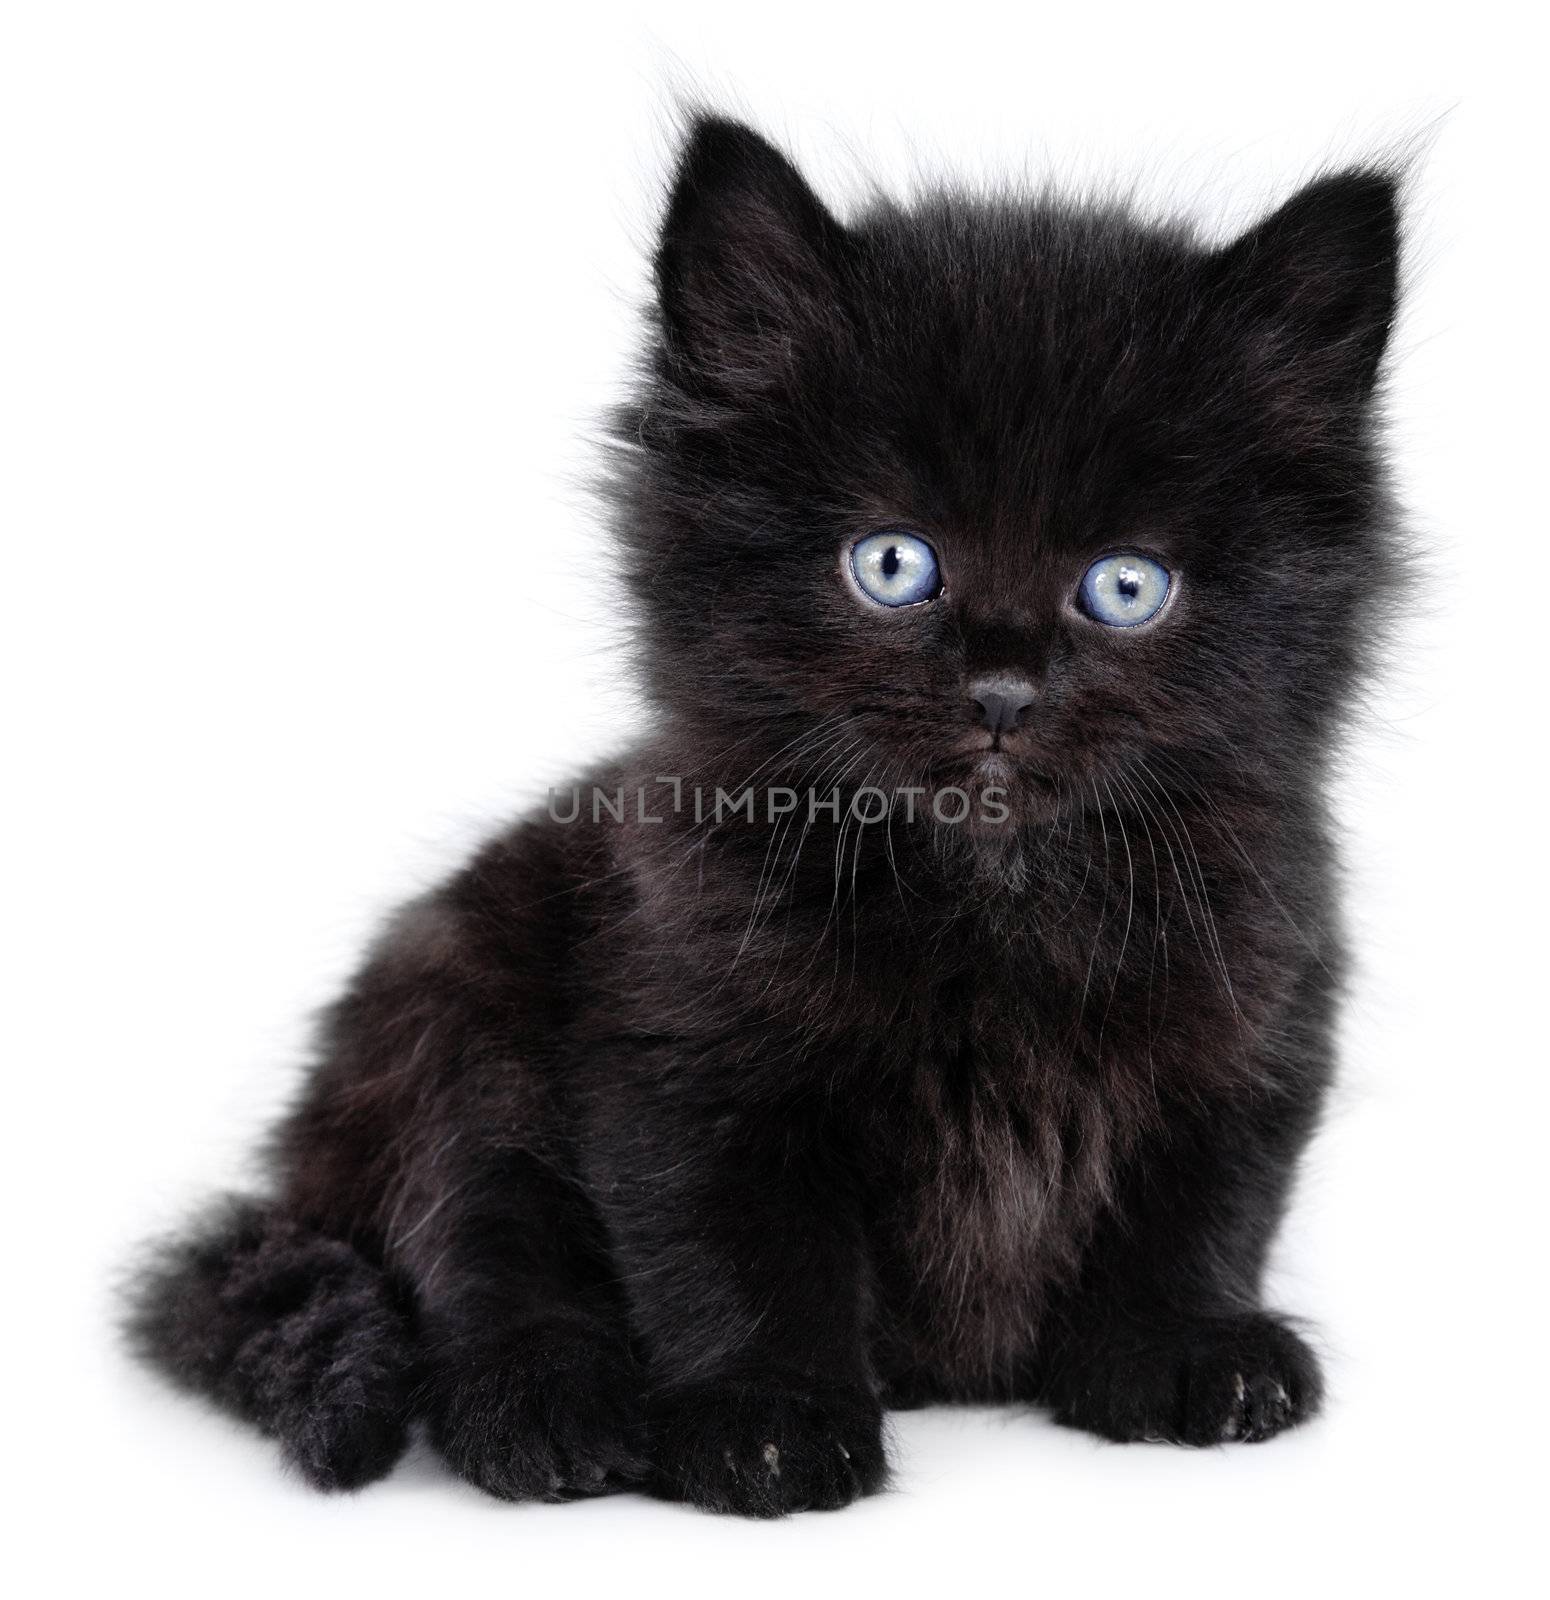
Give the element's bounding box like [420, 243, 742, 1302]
[1208, 169, 1401, 402]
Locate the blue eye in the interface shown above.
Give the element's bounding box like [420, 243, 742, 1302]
[850, 531, 941, 608]
[1079, 553, 1172, 627]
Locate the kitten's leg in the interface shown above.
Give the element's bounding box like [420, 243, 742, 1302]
[271, 857, 651, 1504]
[1035, 997, 1330, 1446]
[586, 1081, 887, 1518]
[405, 1149, 650, 1502]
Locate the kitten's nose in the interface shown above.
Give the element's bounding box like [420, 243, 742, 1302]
[968, 675, 1037, 735]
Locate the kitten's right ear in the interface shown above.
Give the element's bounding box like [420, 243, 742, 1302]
[655, 116, 849, 383]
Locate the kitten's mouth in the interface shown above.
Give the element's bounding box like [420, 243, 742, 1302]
[941, 739, 1053, 788]
[929, 747, 1059, 822]
[973, 750, 1015, 783]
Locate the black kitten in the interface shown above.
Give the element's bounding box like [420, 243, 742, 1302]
[127, 116, 1402, 1515]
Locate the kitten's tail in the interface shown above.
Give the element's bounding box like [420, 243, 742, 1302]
[123, 1195, 419, 1490]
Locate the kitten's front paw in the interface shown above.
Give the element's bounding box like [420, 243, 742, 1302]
[429, 1326, 647, 1502]
[649, 1374, 888, 1517]
[1047, 1311, 1322, 1446]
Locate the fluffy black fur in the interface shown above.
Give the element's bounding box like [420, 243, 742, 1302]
[127, 116, 1402, 1514]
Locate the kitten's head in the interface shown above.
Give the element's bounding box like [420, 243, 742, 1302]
[616, 117, 1400, 830]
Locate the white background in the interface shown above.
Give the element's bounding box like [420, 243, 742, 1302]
[3, 3, 1543, 1595]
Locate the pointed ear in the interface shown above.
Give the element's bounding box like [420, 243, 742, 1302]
[1208, 169, 1401, 404]
[655, 116, 849, 386]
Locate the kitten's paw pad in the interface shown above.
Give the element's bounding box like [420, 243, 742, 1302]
[430, 1330, 647, 1502]
[649, 1375, 887, 1517]
[1050, 1312, 1322, 1447]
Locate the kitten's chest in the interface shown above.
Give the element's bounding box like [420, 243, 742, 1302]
[859, 867, 1275, 1389]
[870, 1006, 1125, 1392]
